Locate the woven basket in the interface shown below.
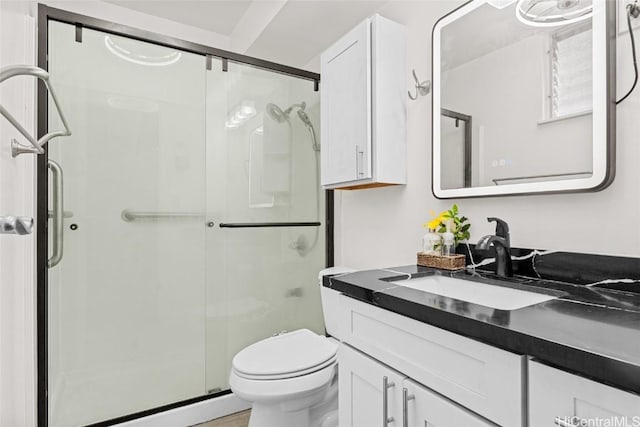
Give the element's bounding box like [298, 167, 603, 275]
[417, 252, 466, 270]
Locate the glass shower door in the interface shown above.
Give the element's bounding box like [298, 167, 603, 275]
[204, 61, 325, 393]
[44, 17, 327, 427]
[46, 22, 207, 426]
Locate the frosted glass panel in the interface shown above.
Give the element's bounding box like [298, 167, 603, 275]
[47, 22, 206, 427]
[204, 61, 324, 392]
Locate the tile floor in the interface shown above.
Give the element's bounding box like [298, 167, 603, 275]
[195, 410, 250, 427]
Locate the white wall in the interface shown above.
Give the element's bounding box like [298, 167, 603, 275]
[0, 1, 37, 426]
[333, 0, 640, 268]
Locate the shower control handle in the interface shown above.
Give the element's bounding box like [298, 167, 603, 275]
[48, 159, 64, 268]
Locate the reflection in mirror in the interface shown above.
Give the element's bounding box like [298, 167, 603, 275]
[432, 0, 614, 198]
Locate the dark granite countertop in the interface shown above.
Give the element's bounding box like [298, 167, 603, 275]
[324, 263, 640, 395]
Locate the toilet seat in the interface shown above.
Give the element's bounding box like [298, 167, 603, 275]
[232, 329, 338, 380]
[234, 354, 337, 380]
[229, 359, 337, 404]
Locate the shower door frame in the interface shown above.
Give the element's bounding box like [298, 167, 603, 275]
[35, 5, 332, 426]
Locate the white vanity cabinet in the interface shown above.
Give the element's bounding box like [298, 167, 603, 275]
[335, 294, 524, 426]
[320, 14, 406, 190]
[338, 343, 405, 427]
[529, 361, 640, 426]
[339, 344, 493, 427]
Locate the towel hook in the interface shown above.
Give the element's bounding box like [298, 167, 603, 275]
[408, 69, 431, 100]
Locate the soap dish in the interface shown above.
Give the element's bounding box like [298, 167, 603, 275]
[417, 252, 466, 270]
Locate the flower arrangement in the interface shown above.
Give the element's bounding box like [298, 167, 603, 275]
[423, 204, 471, 245]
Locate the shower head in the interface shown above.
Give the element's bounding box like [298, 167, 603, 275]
[266, 101, 307, 123]
[266, 103, 288, 123]
[265, 100, 319, 151]
[297, 109, 313, 128]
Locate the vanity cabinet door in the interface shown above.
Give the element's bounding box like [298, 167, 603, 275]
[320, 18, 372, 187]
[403, 379, 493, 427]
[529, 361, 640, 426]
[338, 343, 405, 427]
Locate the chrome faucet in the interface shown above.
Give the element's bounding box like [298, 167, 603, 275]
[476, 217, 513, 277]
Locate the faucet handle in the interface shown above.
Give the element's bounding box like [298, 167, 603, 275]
[487, 217, 510, 247]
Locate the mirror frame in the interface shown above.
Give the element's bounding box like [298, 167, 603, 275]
[432, 0, 616, 199]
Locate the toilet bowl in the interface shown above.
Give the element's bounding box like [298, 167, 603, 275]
[230, 329, 339, 427]
[229, 267, 355, 427]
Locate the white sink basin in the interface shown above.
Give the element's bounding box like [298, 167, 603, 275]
[391, 275, 557, 310]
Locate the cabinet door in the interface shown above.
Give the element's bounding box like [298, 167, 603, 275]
[403, 379, 493, 427]
[320, 18, 372, 187]
[338, 343, 405, 427]
[529, 361, 640, 426]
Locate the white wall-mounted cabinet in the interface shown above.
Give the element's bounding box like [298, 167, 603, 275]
[529, 361, 640, 427]
[320, 14, 406, 190]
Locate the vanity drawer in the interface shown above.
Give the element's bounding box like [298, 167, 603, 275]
[338, 295, 525, 427]
[529, 361, 640, 426]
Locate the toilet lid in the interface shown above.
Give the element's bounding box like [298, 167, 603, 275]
[232, 329, 338, 378]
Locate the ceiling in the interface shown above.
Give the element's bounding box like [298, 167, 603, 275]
[104, 1, 254, 36]
[103, 0, 389, 71]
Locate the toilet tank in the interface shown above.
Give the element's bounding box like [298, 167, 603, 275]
[319, 267, 356, 340]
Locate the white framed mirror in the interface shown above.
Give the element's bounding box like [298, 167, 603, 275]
[432, 0, 615, 198]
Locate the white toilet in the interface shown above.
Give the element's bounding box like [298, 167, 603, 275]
[229, 267, 354, 427]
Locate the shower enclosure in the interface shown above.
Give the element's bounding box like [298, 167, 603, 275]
[37, 7, 330, 427]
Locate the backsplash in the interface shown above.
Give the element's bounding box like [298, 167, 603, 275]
[459, 245, 640, 293]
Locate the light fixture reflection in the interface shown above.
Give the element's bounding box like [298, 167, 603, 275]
[225, 101, 257, 129]
[104, 36, 182, 66]
[516, 0, 592, 26]
[487, 0, 517, 9]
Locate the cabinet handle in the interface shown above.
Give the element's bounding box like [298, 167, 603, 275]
[402, 387, 415, 427]
[555, 417, 580, 426]
[382, 376, 395, 426]
[355, 145, 365, 177]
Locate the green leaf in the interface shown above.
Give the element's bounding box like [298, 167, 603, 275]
[452, 204, 458, 214]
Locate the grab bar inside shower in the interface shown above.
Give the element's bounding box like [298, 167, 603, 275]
[121, 210, 204, 222]
[0, 65, 72, 157]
